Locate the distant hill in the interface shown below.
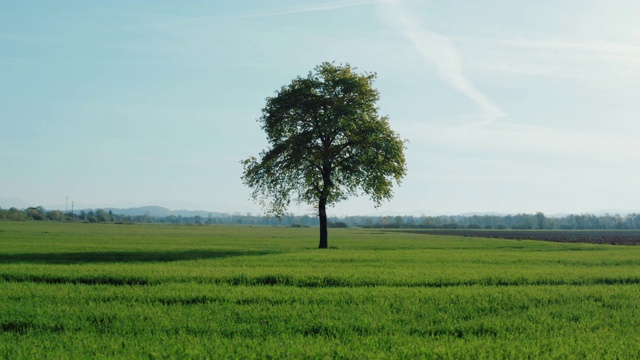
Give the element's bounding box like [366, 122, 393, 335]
[102, 206, 226, 218]
[0, 197, 31, 209]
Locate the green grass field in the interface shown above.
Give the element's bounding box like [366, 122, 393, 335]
[1, 221, 640, 359]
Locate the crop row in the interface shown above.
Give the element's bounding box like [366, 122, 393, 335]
[3, 222, 640, 358]
[3, 282, 640, 359]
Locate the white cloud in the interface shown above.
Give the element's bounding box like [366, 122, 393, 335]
[236, 0, 397, 19]
[379, 2, 505, 123]
[402, 120, 640, 171]
[456, 36, 640, 82]
[139, 0, 396, 30]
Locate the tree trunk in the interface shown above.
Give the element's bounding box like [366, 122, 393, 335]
[318, 198, 328, 249]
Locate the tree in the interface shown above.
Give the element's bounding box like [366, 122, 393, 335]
[46, 210, 65, 221]
[96, 209, 110, 222]
[25, 206, 45, 220]
[241, 62, 407, 248]
[535, 212, 546, 229]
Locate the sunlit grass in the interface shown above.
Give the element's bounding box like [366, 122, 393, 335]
[1, 221, 639, 358]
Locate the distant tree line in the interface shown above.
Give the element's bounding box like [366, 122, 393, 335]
[2, 206, 640, 230]
[0, 206, 313, 226]
[360, 212, 640, 230]
[0, 206, 147, 224]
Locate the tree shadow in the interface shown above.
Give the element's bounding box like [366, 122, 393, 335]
[0, 249, 278, 264]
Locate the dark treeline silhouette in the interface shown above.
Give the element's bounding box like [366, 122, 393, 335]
[2, 206, 640, 230]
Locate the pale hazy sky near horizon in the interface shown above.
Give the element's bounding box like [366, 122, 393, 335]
[2, 0, 640, 216]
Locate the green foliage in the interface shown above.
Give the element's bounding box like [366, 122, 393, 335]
[2, 222, 640, 358]
[242, 62, 406, 213]
[242, 62, 406, 247]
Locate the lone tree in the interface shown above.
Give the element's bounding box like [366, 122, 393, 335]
[241, 62, 407, 248]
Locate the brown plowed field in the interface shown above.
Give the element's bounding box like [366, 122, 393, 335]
[402, 230, 640, 245]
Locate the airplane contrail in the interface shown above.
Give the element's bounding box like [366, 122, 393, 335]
[381, 2, 506, 122]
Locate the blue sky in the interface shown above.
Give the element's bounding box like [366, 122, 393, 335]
[2, 0, 639, 216]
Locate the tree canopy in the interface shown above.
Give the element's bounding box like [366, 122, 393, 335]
[241, 62, 407, 248]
